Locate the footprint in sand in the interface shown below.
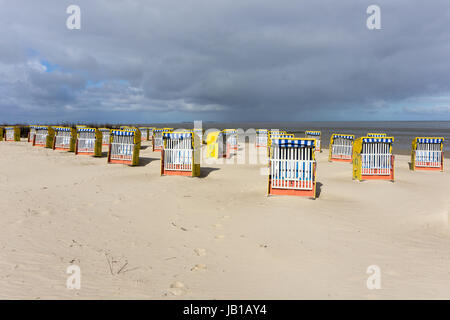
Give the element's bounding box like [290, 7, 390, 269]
[212, 223, 222, 228]
[31, 209, 51, 216]
[168, 281, 187, 296]
[194, 248, 206, 256]
[190, 264, 207, 272]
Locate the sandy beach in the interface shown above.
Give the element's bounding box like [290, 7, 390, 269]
[0, 139, 449, 299]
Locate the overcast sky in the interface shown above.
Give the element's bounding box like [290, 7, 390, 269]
[1, 0, 450, 123]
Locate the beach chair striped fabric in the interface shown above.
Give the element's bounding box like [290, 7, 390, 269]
[75, 128, 103, 157]
[268, 138, 317, 198]
[107, 129, 141, 166]
[329, 134, 355, 163]
[4, 126, 20, 142]
[305, 131, 322, 152]
[33, 126, 55, 148]
[411, 137, 444, 171]
[353, 137, 395, 181]
[268, 129, 287, 143]
[367, 133, 387, 137]
[53, 127, 76, 151]
[268, 133, 294, 157]
[161, 132, 200, 176]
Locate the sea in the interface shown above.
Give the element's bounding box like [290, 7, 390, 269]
[142, 121, 450, 154]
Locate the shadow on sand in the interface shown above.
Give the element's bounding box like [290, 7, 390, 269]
[137, 157, 158, 166]
[198, 167, 220, 178]
[315, 182, 323, 199]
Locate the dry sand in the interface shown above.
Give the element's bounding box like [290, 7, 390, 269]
[0, 139, 449, 299]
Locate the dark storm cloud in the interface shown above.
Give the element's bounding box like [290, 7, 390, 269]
[0, 0, 450, 122]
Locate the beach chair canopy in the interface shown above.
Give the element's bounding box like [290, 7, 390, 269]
[271, 138, 315, 148]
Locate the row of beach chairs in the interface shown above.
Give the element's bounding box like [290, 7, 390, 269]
[1, 126, 445, 199]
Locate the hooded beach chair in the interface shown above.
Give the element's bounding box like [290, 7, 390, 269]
[329, 134, 355, 163]
[107, 129, 141, 165]
[98, 128, 111, 146]
[223, 129, 238, 154]
[411, 137, 444, 171]
[75, 127, 103, 157]
[352, 136, 395, 181]
[161, 131, 200, 177]
[305, 131, 322, 152]
[33, 126, 55, 148]
[268, 138, 317, 198]
[153, 128, 173, 151]
[139, 127, 149, 141]
[206, 131, 227, 159]
[256, 129, 268, 148]
[53, 127, 76, 151]
[4, 126, 20, 142]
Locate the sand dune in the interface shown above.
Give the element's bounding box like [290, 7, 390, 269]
[0, 139, 449, 299]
